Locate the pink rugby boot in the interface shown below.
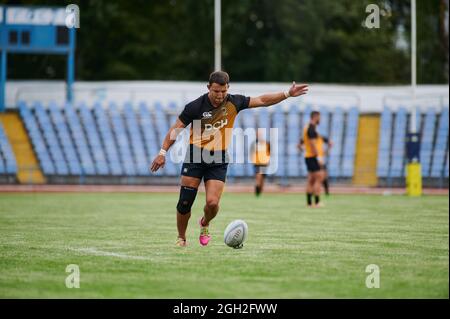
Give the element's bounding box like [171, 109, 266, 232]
[199, 217, 211, 246]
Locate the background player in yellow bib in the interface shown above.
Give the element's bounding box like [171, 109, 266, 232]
[251, 130, 271, 197]
[299, 134, 333, 195]
[150, 71, 308, 246]
[299, 111, 325, 207]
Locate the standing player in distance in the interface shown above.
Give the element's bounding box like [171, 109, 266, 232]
[300, 111, 324, 208]
[317, 135, 332, 195]
[150, 71, 308, 246]
[251, 130, 271, 197]
[298, 135, 333, 195]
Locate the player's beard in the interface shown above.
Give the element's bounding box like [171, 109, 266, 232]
[208, 93, 225, 107]
[213, 97, 226, 107]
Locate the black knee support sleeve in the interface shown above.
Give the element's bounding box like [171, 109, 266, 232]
[176, 186, 198, 215]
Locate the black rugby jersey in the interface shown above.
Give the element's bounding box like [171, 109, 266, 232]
[179, 93, 250, 151]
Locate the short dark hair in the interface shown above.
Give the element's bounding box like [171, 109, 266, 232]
[310, 111, 320, 119]
[209, 71, 230, 85]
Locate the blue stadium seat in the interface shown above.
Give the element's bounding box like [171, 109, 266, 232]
[341, 107, 359, 177]
[48, 103, 82, 175]
[272, 109, 286, 177]
[286, 104, 300, 177]
[328, 107, 344, 178]
[13, 99, 447, 183]
[78, 103, 109, 175]
[109, 103, 137, 176]
[163, 104, 179, 176]
[420, 108, 436, 177]
[0, 122, 17, 174]
[34, 103, 69, 175]
[257, 107, 270, 138]
[123, 103, 149, 176]
[153, 102, 177, 176]
[430, 107, 449, 177]
[377, 107, 392, 177]
[64, 102, 96, 175]
[167, 104, 185, 174]
[445, 153, 449, 178]
[93, 103, 123, 176]
[19, 102, 55, 175]
[5, 163, 15, 174]
[138, 102, 163, 176]
[389, 107, 408, 178]
[318, 106, 330, 138]
[257, 106, 271, 130]
[0, 155, 4, 174]
[241, 110, 257, 177]
[301, 104, 312, 128]
[230, 115, 246, 177]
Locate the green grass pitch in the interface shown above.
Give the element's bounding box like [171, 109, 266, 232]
[0, 192, 448, 298]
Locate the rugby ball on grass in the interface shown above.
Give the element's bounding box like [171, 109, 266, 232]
[224, 220, 248, 249]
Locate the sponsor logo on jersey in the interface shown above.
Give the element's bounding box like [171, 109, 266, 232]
[205, 119, 228, 131]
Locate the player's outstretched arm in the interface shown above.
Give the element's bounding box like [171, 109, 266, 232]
[150, 118, 186, 172]
[249, 82, 308, 108]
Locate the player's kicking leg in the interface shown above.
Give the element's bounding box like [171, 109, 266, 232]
[176, 175, 201, 246]
[199, 178, 225, 246]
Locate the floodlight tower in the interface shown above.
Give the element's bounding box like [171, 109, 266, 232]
[406, 0, 422, 196]
[214, 0, 221, 71]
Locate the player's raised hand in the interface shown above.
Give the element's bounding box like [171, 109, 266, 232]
[288, 82, 309, 97]
[150, 154, 165, 172]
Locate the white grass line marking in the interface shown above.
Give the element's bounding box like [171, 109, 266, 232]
[69, 247, 151, 261]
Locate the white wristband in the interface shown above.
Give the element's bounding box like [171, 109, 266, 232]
[159, 149, 167, 156]
[284, 91, 290, 98]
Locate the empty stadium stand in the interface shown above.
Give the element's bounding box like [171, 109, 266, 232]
[0, 121, 17, 176]
[430, 107, 449, 178]
[377, 105, 449, 186]
[0, 111, 45, 184]
[0, 101, 447, 186]
[376, 107, 393, 178]
[328, 107, 345, 178]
